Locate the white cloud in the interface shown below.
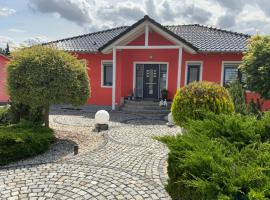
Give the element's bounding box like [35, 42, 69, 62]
[22, 35, 50, 46]
[0, 35, 50, 50]
[29, 0, 92, 25]
[8, 28, 26, 33]
[16, 0, 270, 37]
[0, 36, 19, 49]
[0, 7, 16, 17]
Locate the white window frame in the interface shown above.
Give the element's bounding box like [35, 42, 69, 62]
[185, 61, 203, 85]
[221, 61, 242, 86]
[101, 60, 113, 88]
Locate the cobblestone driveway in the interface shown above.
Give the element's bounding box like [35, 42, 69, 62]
[0, 107, 181, 200]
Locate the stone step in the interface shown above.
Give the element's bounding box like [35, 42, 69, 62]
[121, 107, 170, 114]
[124, 100, 171, 106]
[124, 104, 170, 110]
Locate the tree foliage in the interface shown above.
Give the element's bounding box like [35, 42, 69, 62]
[228, 80, 247, 115]
[7, 45, 90, 126]
[240, 35, 270, 99]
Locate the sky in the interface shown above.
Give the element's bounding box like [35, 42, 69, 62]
[0, 0, 270, 49]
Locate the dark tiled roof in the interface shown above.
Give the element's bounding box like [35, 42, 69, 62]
[46, 23, 249, 53]
[46, 26, 129, 53]
[166, 24, 249, 52]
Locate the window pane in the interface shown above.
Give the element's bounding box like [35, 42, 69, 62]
[223, 63, 240, 86]
[135, 64, 143, 98]
[187, 64, 200, 84]
[103, 63, 112, 86]
[160, 64, 167, 97]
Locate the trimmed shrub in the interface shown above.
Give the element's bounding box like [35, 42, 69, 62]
[228, 80, 247, 115]
[0, 121, 54, 165]
[159, 113, 270, 200]
[7, 45, 90, 127]
[171, 82, 234, 126]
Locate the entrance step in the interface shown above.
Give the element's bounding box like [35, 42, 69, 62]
[121, 100, 171, 115]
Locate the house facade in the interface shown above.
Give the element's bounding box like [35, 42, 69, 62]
[1, 15, 270, 109]
[0, 54, 9, 103]
[47, 15, 270, 110]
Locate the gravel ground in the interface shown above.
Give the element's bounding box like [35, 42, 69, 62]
[4, 109, 105, 168]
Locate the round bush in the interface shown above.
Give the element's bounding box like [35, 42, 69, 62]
[0, 121, 54, 165]
[171, 81, 234, 126]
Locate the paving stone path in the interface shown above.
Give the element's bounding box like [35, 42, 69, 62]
[0, 108, 181, 200]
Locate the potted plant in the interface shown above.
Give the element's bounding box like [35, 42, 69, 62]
[128, 90, 133, 100]
[161, 89, 168, 100]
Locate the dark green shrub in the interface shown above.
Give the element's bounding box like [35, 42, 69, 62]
[0, 121, 54, 165]
[171, 81, 234, 126]
[9, 102, 44, 124]
[0, 106, 12, 125]
[228, 80, 247, 115]
[159, 113, 270, 200]
[248, 98, 263, 118]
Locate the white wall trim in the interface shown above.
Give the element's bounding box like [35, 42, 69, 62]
[185, 61, 203, 85]
[116, 45, 181, 50]
[221, 61, 242, 86]
[101, 60, 113, 88]
[145, 23, 149, 46]
[177, 47, 183, 89]
[112, 48, 116, 110]
[133, 62, 169, 98]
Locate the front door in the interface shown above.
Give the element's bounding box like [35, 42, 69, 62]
[143, 64, 159, 99]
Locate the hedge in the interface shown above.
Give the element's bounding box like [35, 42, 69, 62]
[159, 112, 270, 200]
[0, 121, 54, 165]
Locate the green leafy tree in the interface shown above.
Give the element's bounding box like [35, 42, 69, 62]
[240, 35, 270, 99]
[228, 80, 247, 115]
[0, 48, 6, 55]
[5, 43, 10, 56]
[7, 45, 90, 127]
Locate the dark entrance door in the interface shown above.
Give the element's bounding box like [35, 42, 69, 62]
[143, 64, 159, 99]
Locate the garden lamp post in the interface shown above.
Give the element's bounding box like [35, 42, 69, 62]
[94, 110, 110, 132]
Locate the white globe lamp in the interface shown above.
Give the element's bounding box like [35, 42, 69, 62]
[95, 110, 110, 124]
[94, 110, 110, 131]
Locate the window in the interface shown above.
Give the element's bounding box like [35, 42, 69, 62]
[102, 62, 113, 87]
[186, 63, 201, 84]
[135, 64, 143, 98]
[223, 63, 241, 87]
[159, 64, 167, 96]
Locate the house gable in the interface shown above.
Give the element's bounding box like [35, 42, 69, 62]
[99, 15, 197, 54]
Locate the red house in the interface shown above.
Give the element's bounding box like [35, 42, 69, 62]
[2, 15, 270, 110]
[0, 54, 9, 103]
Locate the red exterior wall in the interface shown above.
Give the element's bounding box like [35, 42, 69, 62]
[0, 55, 9, 102]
